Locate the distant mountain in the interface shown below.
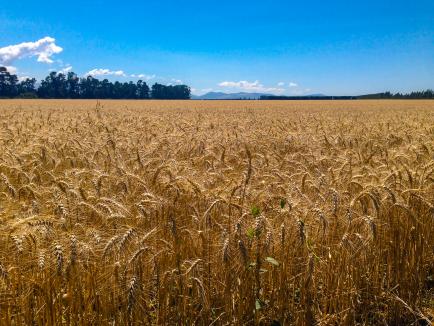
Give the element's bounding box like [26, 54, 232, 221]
[306, 93, 327, 97]
[191, 92, 328, 100]
[191, 92, 273, 100]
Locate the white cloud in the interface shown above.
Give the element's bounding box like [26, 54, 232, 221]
[86, 68, 126, 77]
[277, 82, 285, 86]
[0, 37, 62, 65]
[289, 82, 298, 87]
[130, 73, 156, 80]
[5, 66, 17, 74]
[191, 88, 213, 95]
[288, 88, 311, 96]
[58, 65, 73, 74]
[218, 80, 284, 94]
[18, 75, 31, 82]
[167, 78, 184, 86]
[219, 80, 259, 89]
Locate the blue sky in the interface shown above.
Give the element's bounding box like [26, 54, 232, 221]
[1, 0, 433, 95]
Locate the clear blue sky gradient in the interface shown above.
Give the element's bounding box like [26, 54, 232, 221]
[1, 0, 433, 95]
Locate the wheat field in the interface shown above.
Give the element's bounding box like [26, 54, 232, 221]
[0, 99, 433, 325]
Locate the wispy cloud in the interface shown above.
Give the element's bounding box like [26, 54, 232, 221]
[190, 87, 213, 95]
[5, 66, 17, 74]
[288, 88, 311, 95]
[218, 80, 284, 93]
[130, 73, 156, 80]
[18, 75, 32, 82]
[288, 82, 298, 87]
[86, 68, 126, 77]
[277, 82, 285, 86]
[0, 37, 62, 65]
[58, 65, 73, 74]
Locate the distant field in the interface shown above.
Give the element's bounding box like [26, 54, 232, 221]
[2, 98, 434, 110]
[0, 100, 433, 325]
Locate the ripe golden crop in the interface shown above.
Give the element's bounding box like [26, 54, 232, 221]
[0, 99, 433, 325]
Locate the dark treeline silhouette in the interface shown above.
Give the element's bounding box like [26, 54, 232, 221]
[260, 95, 356, 100]
[151, 83, 191, 99]
[0, 67, 37, 98]
[0, 67, 190, 99]
[357, 90, 434, 99]
[261, 90, 434, 100]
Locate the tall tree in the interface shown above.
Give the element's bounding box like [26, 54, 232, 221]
[79, 76, 99, 99]
[66, 72, 80, 98]
[151, 83, 166, 99]
[151, 83, 191, 99]
[137, 80, 150, 99]
[17, 78, 37, 96]
[0, 67, 19, 97]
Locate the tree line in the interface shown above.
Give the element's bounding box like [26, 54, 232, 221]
[260, 95, 356, 100]
[261, 90, 434, 100]
[0, 67, 191, 99]
[357, 90, 434, 99]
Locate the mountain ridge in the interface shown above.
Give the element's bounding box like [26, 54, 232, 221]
[192, 91, 327, 100]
